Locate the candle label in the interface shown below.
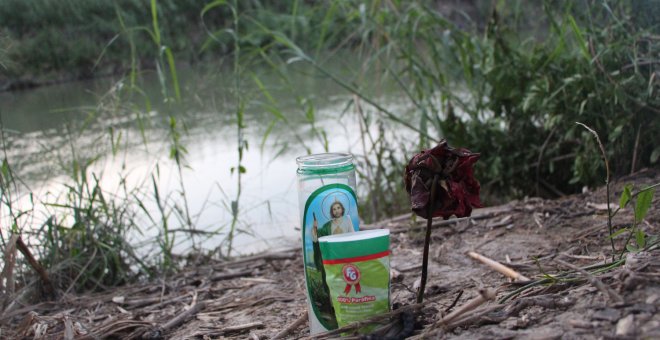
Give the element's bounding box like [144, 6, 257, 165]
[302, 184, 359, 330]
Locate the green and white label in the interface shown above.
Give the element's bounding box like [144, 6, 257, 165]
[302, 184, 360, 330]
[319, 229, 390, 331]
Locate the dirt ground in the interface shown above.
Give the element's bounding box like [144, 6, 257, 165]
[1, 168, 659, 339]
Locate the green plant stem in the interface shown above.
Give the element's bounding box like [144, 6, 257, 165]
[576, 122, 615, 262]
[417, 174, 438, 304]
[152, 174, 172, 270]
[606, 184, 615, 262]
[619, 220, 638, 260]
[499, 278, 553, 303]
[226, 0, 241, 258]
[499, 257, 626, 303]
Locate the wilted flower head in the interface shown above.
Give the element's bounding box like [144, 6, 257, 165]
[404, 140, 482, 219]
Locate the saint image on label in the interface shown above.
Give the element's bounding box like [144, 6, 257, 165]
[303, 184, 359, 330]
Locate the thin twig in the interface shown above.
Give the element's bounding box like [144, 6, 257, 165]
[441, 304, 503, 331]
[467, 251, 531, 282]
[219, 322, 264, 334]
[270, 313, 306, 340]
[210, 269, 253, 282]
[444, 290, 464, 314]
[439, 288, 496, 325]
[426, 293, 577, 338]
[621, 59, 660, 70]
[143, 294, 193, 312]
[64, 247, 98, 295]
[160, 301, 206, 332]
[538, 178, 566, 197]
[411, 288, 498, 339]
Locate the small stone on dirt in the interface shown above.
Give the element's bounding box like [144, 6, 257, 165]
[615, 314, 634, 336]
[592, 308, 621, 322]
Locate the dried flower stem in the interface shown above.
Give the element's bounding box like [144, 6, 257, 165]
[417, 174, 439, 303]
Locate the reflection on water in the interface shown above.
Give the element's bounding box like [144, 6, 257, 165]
[0, 63, 406, 256]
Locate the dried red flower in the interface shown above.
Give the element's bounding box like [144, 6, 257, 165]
[404, 140, 482, 219]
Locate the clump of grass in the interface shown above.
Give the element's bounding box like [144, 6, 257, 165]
[0, 133, 147, 300]
[38, 167, 141, 292]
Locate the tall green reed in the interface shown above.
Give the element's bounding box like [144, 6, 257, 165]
[0, 117, 34, 302]
[2, 125, 149, 295]
[201, 0, 252, 258]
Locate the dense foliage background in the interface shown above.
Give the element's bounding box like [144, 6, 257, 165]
[2, 1, 657, 195]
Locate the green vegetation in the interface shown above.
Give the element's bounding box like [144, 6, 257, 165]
[576, 122, 657, 260]
[0, 0, 357, 82]
[617, 183, 657, 255]
[0, 0, 659, 301]
[0, 0, 203, 80]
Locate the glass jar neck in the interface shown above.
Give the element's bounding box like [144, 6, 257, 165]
[296, 153, 355, 175]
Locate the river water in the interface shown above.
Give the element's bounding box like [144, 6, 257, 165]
[0, 62, 411, 257]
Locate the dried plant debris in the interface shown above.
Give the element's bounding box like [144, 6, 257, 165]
[1, 168, 659, 339]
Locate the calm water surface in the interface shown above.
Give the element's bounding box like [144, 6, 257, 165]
[0, 62, 410, 256]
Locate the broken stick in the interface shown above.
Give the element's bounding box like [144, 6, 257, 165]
[16, 236, 55, 298]
[161, 301, 206, 332]
[467, 251, 531, 282]
[220, 322, 264, 334]
[270, 313, 306, 340]
[411, 288, 497, 339]
[440, 288, 497, 325]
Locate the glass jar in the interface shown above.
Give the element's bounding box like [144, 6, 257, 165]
[296, 153, 360, 334]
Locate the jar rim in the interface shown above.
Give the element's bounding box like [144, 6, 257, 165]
[296, 153, 353, 169]
[296, 153, 354, 175]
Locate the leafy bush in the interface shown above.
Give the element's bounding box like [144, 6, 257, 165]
[285, 1, 659, 204]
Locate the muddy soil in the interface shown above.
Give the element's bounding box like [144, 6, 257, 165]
[1, 168, 658, 339]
